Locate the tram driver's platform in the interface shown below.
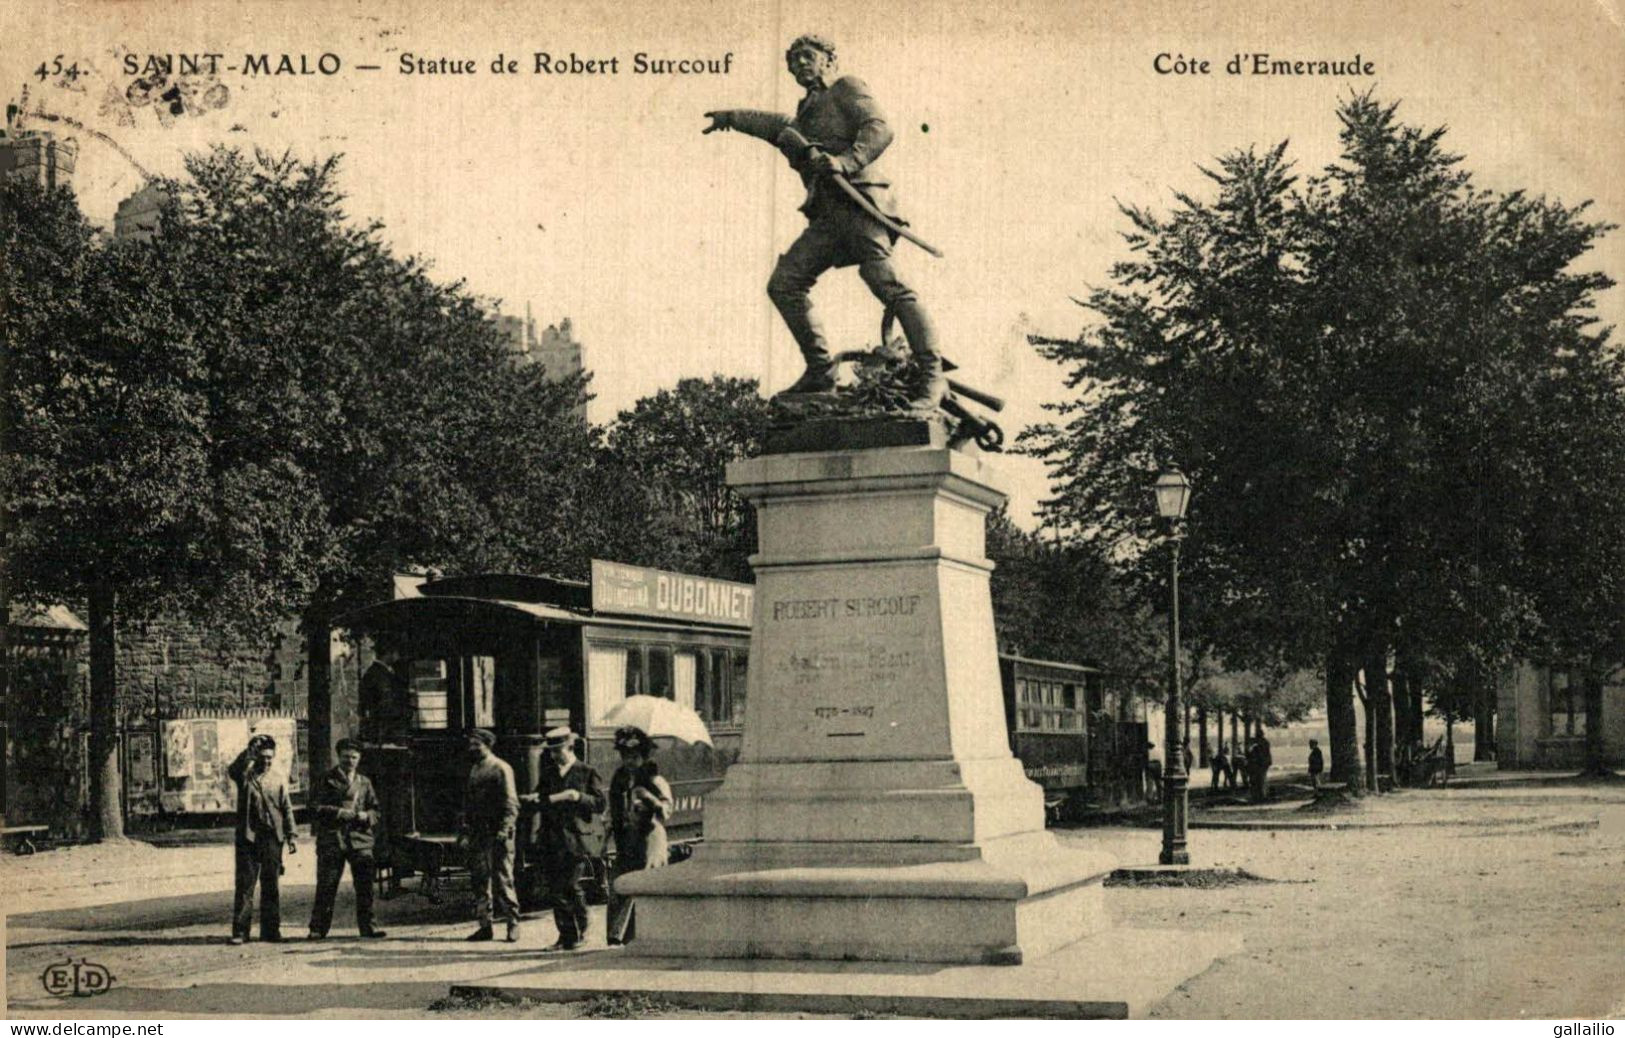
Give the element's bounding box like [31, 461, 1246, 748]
[451, 925, 1242, 1019]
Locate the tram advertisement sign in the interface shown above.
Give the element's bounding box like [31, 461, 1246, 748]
[591, 560, 754, 629]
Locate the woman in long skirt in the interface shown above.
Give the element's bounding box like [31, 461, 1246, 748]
[606, 725, 673, 945]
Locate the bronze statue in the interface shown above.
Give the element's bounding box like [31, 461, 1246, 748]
[704, 35, 946, 411]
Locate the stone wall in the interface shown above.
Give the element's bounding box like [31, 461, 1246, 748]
[113, 617, 310, 719]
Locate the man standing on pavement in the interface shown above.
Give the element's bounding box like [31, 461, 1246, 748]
[460, 728, 520, 943]
[1249, 732, 1274, 802]
[703, 34, 946, 410]
[1308, 738, 1325, 791]
[522, 726, 606, 952]
[308, 738, 387, 941]
[1210, 744, 1229, 791]
[228, 733, 297, 945]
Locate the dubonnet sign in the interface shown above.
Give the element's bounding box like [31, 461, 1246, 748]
[590, 559, 754, 629]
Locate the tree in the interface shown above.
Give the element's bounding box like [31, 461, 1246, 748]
[4, 179, 228, 838]
[1023, 93, 1619, 794]
[601, 376, 770, 582]
[151, 147, 604, 776]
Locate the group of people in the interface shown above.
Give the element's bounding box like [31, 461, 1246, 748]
[228, 724, 673, 951]
[1207, 734, 1276, 802]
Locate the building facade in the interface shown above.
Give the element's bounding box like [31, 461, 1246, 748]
[1497, 661, 1625, 769]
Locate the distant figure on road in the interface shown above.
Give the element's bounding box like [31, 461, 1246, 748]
[460, 728, 520, 943]
[1210, 746, 1229, 790]
[228, 733, 297, 945]
[1182, 738, 1195, 775]
[1248, 733, 1274, 802]
[1308, 739, 1325, 791]
[1145, 742, 1163, 800]
[606, 725, 674, 946]
[308, 738, 386, 941]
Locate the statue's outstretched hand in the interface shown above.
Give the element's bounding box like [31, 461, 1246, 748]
[703, 111, 732, 134]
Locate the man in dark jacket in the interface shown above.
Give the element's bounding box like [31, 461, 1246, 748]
[522, 726, 606, 952]
[703, 34, 943, 409]
[461, 727, 520, 943]
[1249, 733, 1274, 802]
[228, 734, 298, 944]
[1308, 739, 1325, 790]
[308, 738, 386, 940]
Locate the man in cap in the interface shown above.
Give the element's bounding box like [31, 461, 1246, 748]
[228, 733, 298, 944]
[521, 726, 606, 951]
[459, 727, 520, 942]
[308, 738, 387, 940]
[703, 34, 945, 410]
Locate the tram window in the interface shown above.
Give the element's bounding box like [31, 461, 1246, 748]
[409, 659, 449, 730]
[625, 649, 646, 696]
[710, 649, 731, 723]
[732, 651, 749, 722]
[1063, 684, 1077, 710]
[587, 646, 628, 727]
[648, 646, 673, 699]
[470, 656, 495, 729]
[673, 651, 697, 711]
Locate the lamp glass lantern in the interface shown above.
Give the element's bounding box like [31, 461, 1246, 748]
[1153, 469, 1191, 522]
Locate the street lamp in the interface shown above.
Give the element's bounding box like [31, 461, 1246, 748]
[1154, 468, 1191, 866]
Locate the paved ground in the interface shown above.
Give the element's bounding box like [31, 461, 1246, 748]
[5, 767, 1623, 1019]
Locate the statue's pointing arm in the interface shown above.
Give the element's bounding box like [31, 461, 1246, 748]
[703, 109, 791, 145]
[829, 77, 894, 175]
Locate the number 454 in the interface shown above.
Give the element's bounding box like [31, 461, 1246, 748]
[35, 56, 83, 81]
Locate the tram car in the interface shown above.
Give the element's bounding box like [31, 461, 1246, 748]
[338, 561, 752, 902]
[998, 655, 1149, 818]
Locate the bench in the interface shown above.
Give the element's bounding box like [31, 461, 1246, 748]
[3, 825, 50, 855]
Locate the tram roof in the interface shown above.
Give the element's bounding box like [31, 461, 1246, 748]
[336, 593, 749, 638]
[1001, 654, 1105, 675]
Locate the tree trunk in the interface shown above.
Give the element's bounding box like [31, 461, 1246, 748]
[1473, 673, 1497, 761]
[1326, 650, 1363, 793]
[306, 612, 333, 782]
[1362, 695, 1376, 792]
[87, 581, 125, 841]
[1444, 705, 1456, 777]
[1369, 651, 1394, 792]
[1197, 705, 1210, 767]
[1230, 710, 1239, 754]
[1391, 665, 1413, 751]
[1411, 675, 1426, 750]
[1580, 668, 1610, 778]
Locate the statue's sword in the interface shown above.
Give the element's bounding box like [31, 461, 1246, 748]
[824, 174, 944, 258]
[778, 127, 944, 258]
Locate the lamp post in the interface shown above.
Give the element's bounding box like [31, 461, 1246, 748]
[1154, 469, 1192, 866]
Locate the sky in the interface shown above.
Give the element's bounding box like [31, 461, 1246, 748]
[5, 0, 1622, 527]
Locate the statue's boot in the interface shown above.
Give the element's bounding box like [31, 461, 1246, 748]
[893, 300, 946, 411]
[768, 279, 837, 395]
[781, 359, 837, 395]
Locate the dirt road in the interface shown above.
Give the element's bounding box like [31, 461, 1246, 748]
[6, 774, 1623, 1018]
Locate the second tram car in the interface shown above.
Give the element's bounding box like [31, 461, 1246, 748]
[998, 655, 1150, 817]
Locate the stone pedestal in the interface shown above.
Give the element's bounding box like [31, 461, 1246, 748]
[620, 430, 1116, 965]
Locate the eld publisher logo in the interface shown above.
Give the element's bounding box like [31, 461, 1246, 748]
[39, 957, 115, 997]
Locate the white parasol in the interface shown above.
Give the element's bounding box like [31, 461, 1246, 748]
[600, 695, 713, 747]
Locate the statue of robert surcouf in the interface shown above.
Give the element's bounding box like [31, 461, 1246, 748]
[703, 35, 945, 411]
